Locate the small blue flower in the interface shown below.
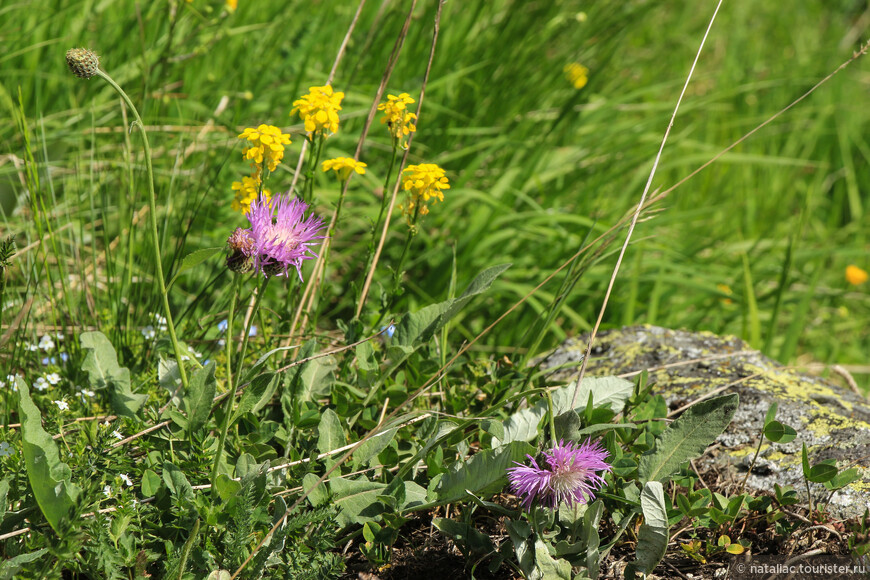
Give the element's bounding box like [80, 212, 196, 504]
[249, 325, 258, 337]
[380, 324, 396, 339]
[217, 319, 228, 333]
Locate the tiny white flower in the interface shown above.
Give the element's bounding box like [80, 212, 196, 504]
[33, 377, 49, 391]
[0, 442, 13, 457]
[218, 338, 226, 347]
[102, 420, 111, 427]
[112, 430, 123, 440]
[26, 342, 39, 352]
[103, 485, 112, 497]
[46, 372, 62, 385]
[53, 400, 69, 411]
[141, 325, 156, 340]
[38, 335, 56, 351]
[119, 473, 133, 487]
[79, 388, 96, 401]
[55, 332, 65, 341]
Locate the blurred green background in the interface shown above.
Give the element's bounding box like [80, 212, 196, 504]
[2, 0, 869, 385]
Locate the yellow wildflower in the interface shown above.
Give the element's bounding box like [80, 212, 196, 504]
[401, 163, 449, 221]
[238, 125, 291, 172]
[322, 157, 367, 182]
[226, 0, 238, 11]
[716, 283, 733, 305]
[846, 265, 868, 286]
[291, 85, 344, 136]
[378, 93, 417, 147]
[231, 173, 271, 214]
[563, 63, 589, 90]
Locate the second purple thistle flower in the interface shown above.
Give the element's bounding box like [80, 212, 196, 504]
[507, 438, 612, 511]
[229, 194, 327, 280]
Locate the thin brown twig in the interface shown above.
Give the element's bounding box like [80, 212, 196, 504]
[570, 0, 724, 409]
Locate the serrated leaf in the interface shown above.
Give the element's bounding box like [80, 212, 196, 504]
[168, 247, 223, 290]
[638, 394, 738, 484]
[184, 362, 216, 436]
[16, 377, 80, 534]
[626, 482, 669, 579]
[81, 331, 146, 417]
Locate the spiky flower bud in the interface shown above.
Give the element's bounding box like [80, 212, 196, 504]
[65, 48, 100, 79]
[226, 228, 255, 273]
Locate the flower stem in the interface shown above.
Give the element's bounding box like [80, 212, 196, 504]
[95, 69, 189, 391]
[211, 272, 240, 488]
[545, 390, 558, 443]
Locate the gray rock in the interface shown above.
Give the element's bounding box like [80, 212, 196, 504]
[541, 325, 870, 519]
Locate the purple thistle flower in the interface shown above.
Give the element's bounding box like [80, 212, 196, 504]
[230, 193, 326, 280]
[507, 439, 612, 511]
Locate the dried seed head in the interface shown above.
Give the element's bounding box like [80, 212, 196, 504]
[226, 228, 255, 273]
[65, 48, 100, 79]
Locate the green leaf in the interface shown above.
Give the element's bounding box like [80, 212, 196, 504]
[184, 362, 216, 436]
[289, 340, 336, 403]
[626, 482, 669, 579]
[352, 427, 398, 470]
[763, 420, 796, 444]
[231, 372, 279, 425]
[638, 394, 739, 484]
[0, 549, 49, 579]
[553, 376, 634, 415]
[303, 473, 328, 507]
[764, 402, 778, 427]
[534, 539, 572, 580]
[0, 478, 9, 522]
[168, 247, 223, 290]
[554, 409, 582, 441]
[431, 441, 534, 506]
[506, 519, 534, 578]
[16, 377, 80, 534]
[432, 518, 495, 556]
[494, 404, 547, 446]
[392, 263, 511, 348]
[317, 409, 345, 455]
[801, 443, 811, 476]
[824, 467, 861, 490]
[141, 469, 161, 496]
[807, 462, 838, 484]
[330, 476, 387, 527]
[214, 474, 242, 502]
[81, 331, 146, 417]
[162, 462, 193, 499]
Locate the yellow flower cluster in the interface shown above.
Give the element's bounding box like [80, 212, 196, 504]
[846, 265, 868, 286]
[231, 174, 271, 214]
[378, 93, 417, 148]
[322, 157, 367, 182]
[563, 62, 589, 90]
[401, 163, 449, 221]
[238, 124, 291, 172]
[291, 85, 344, 136]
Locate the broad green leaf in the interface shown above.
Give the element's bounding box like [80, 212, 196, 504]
[81, 331, 146, 417]
[214, 474, 242, 502]
[577, 422, 639, 437]
[0, 549, 49, 579]
[184, 362, 216, 436]
[401, 481, 428, 511]
[763, 420, 796, 443]
[168, 247, 223, 290]
[824, 467, 861, 490]
[764, 402, 778, 427]
[534, 539, 572, 580]
[355, 340, 378, 372]
[330, 476, 386, 527]
[392, 263, 511, 348]
[303, 473, 328, 507]
[626, 482, 669, 579]
[432, 518, 495, 556]
[205, 571, 232, 580]
[141, 469, 161, 496]
[431, 441, 534, 506]
[231, 372, 279, 425]
[494, 404, 546, 447]
[289, 339, 336, 403]
[554, 409, 582, 441]
[162, 462, 193, 499]
[553, 376, 634, 415]
[352, 427, 398, 470]
[0, 478, 9, 522]
[16, 377, 80, 534]
[638, 394, 738, 484]
[317, 408, 345, 454]
[506, 519, 534, 579]
[807, 462, 838, 484]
